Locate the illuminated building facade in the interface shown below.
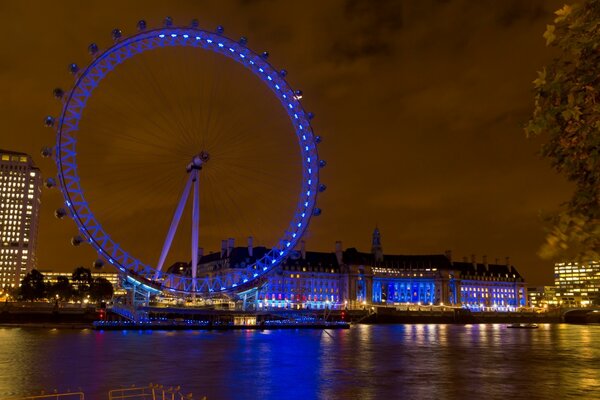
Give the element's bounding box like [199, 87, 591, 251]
[41, 270, 125, 295]
[527, 286, 557, 308]
[0, 150, 42, 289]
[554, 261, 600, 307]
[170, 230, 527, 310]
[345, 249, 526, 311]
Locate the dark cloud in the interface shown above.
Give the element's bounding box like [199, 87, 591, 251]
[0, 0, 569, 285]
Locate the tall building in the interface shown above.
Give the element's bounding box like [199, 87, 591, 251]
[554, 261, 600, 307]
[0, 150, 42, 289]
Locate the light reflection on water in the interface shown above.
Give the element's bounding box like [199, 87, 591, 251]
[0, 324, 599, 399]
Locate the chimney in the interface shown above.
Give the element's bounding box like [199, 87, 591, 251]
[300, 240, 306, 260]
[471, 254, 476, 265]
[444, 250, 452, 263]
[227, 238, 234, 257]
[221, 240, 227, 257]
[482, 255, 487, 266]
[505, 256, 510, 266]
[247, 236, 253, 257]
[495, 258, 499, 265]
[335, 241, 343, 265]
[198, 247, 204, 258]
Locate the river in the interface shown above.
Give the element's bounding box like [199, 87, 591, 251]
[0, 324, 599, 399]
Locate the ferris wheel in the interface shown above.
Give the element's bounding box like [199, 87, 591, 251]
[42, 18, 325, 295]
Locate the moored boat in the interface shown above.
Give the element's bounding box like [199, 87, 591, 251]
[506, 323, 538, 329]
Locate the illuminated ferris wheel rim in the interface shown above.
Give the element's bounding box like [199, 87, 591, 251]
[52, 23, 323, 295]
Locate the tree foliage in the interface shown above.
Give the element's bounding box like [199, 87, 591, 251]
[526, 1, 600, 262]
[90, 277, 114, 302]
[19, 269, 47, 301]
[48, 276, 73, 301]
[17, 267, 115, 304]
[72, 266, 93, 300]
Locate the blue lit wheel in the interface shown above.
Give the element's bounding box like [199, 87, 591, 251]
[49, 21, 323, 295]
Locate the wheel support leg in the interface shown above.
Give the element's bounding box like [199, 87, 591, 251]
[155, 173, 194, 276]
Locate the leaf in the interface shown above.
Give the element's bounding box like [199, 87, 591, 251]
[554, 4, 572, 23]
[544, 24, 556, 46]
[533, 68, 547, 88]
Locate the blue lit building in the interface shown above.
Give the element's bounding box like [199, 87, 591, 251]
[168, 230, 527, 310]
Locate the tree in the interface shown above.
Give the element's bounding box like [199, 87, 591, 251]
[526, 1, 600, 262]
[19, 269, 47, 301]
[89, 277, 114, 302]
[48, 276, 73, 301]
[72, 266, 93, 300]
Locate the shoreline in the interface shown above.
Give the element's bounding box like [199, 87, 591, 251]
[0, 319, 568, 331]
[3, 303, 590, 328]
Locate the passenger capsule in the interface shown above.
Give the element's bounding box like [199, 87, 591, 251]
[315, 136, 322, 144]
[53, 88, 64, 99]
[319, 160, 327, 168]
[318, 184, 327, 193]
[137, 20, 147, 31]
[216, 25, 224, 34]
[93, 259, 105, 269]
[307, 112, 315, 120]
[71, 235, 84, 246]
[112, 28, 122, 41]
[261, 51, 269, 59]
[312, 208, 322, 216]
[279, 69, 287, 77]
[294, 90, 303, 99]
[239, 36, 248, 45]
[164, 16, 173, 27]
[68, 63, 79, 74]
[44, 116, 55, 128]
[88, 43, 98, 55]
[55, 208, 67, 219]
[41, 147, 52, 158]
[191, 19, 199, 28]
[44, 177, 56, 188]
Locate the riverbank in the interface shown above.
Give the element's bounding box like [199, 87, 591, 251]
[0, 322, 93, 329]
[93, 320, 350, 330]
[357, 307, 561, 324]
[0, 302, 568, 329]
[0, 302, 98, 325]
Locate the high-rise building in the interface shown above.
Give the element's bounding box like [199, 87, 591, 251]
[527, 285, 557, 308]
[0, 150, 42, 289]
[554, 261, 600, 307]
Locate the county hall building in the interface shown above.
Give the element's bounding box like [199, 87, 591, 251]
[170, 228, 527, 310]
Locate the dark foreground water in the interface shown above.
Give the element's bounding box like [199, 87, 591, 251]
[1, 324, 599, 399]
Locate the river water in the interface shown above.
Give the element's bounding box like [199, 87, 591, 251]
[0, 324, 599, 399]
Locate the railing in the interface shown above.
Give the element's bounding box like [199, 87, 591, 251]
[7, 384, 202, 400]
[109, 305, 140, 322]
[8, 392, 84, 400]
[108, 384, 203, 400]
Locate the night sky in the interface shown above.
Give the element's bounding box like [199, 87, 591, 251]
[1, 0, 570, 285]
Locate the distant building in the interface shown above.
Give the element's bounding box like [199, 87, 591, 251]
[527, 286, 557, 308]
[169, 229, 527, 310]
[554, 261, 600, 307]
[41, 270, 125, 295]
[0, 150, 42, 289]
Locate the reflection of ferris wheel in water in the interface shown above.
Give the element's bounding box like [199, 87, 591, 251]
[43, 18, 325, 295]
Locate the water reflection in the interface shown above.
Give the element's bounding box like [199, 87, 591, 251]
[0, 325, 599, 399]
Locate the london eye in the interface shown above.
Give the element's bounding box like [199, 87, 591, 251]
[43, 18, 325, 296]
